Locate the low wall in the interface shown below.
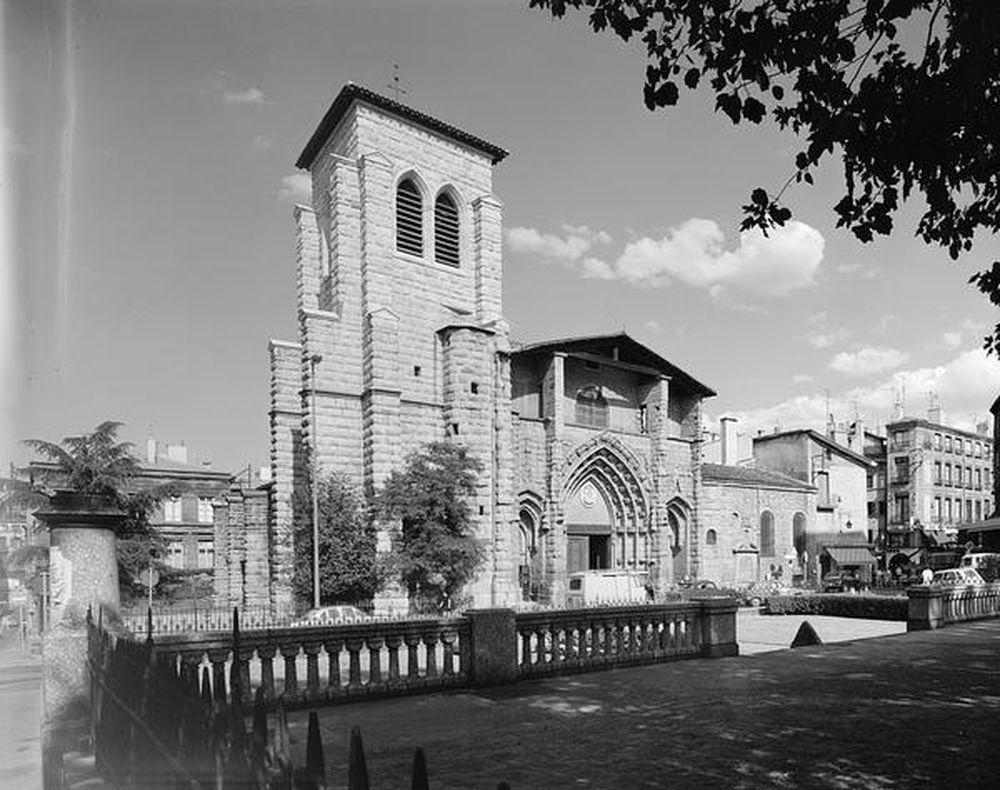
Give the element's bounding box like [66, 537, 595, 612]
[907, 583, 1000, 631]
[145, 599, 739, 706]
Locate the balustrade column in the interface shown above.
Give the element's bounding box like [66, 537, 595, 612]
[256, 644, 277, 702]
[279, 644, 300, 698]
[345, 639, 365, 692]
[422, 630, 439, 679]
[440, 629, 457, 678]
[366, 636, 385, 691]
[404, 632, 422, 681]
[385, 634, 403, 687]
[206, 649, 229, 705]
[323, 639, 344, 695]
[303, 642, 323, 700]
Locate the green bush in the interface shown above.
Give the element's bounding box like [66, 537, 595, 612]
[765, 593, 906, 621]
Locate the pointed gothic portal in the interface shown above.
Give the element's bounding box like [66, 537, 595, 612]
[563, 442, 650, 574]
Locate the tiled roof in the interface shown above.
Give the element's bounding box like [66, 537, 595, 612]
[702, 463, 815, 491]
[296, 83, 508, 170]
[513, 332, 715, 397]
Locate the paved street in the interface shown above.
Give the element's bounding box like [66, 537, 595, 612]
[286, 618, 999, 789]
[0, 632, 42, 789]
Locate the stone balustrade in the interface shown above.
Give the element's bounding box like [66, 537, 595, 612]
[146, 600, 738, 707]
[151, 616, 469, 706]
[514, 599, 734, 679]
[907, 582, 1000, 631]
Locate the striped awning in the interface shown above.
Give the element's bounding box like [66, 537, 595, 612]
[826, 546, 876, 565]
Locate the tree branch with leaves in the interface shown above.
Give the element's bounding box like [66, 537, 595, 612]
[531, 0, 1000, 353]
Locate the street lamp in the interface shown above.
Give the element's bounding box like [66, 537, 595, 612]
[310, 354, 323, 609]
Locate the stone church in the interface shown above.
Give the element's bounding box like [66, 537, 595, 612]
[216, 84, 815, 611]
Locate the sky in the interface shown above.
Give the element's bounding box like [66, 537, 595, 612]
[5, 0, 1000, 476]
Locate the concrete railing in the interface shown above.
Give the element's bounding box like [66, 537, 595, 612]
[146, 599, 740, 707]
[907, 583, 1000, 631]
[151, 616, 470, 706]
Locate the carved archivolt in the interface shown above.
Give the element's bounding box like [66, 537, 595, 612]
[562, 434, 651, 531]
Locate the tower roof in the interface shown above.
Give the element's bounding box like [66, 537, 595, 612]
[296, 83, 509, 170]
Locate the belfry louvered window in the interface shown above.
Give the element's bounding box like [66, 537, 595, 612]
[396, 178, 423, 256]
[434, 192, 460, 267]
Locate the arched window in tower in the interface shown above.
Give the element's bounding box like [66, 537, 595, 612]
[434, 191, 460, 267]
[760, 510, 775, 557]
[793, 512, 807, 557]
[396, 178, 423, 256]
[575, 386, 608, 428]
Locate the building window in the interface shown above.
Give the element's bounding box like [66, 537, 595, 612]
[637, 404, 648, 434]
[945, 498, 953, 522]
[166, 541, 184, 569]
[966, 439, 973, 455]
[759, 511, 775, 557]
[894, 495, 910, 524]
[932, 496, 941, 522]
[792, 512, 806, 557]
[976, 500, 982, 522]
[976, 442, 983, 458]
[197, 498, 213, 524]
[197, 541, 214, 570]
[957, 466, 964, 487]
[893, 456, 909, 483]
[434, 191, 460, 267]
[934, 433, 942, 450]
[945, 464, 952, 485]
[164, 497, 182, 523]
[705, 529, 717, 546]
[946, 435, 953, 453]
[396, 178, 423, 256]
[470, 382, 479, 394]
[934, 461, 942, 485]
[575, 386, 608, 428]
[966, 500, 973, 522]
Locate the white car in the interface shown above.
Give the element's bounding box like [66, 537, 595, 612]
[290, 605, 369, 627]
[930, 568, 985, 586]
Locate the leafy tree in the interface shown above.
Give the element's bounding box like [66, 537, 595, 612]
[293, 472, 383, 607]
[24, 421, 183, 600]
[531, 0, 1000, 353]
[376, 442, 485, 612]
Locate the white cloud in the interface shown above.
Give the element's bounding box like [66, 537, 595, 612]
[612, 219, 824, 298]
[579, 257, 615, 280]
[504, 224, 612, 267]
[737, 348, 1000, 437]
[793, 373, 815, 384]
[224, 87, 267, 105]
[804, 328, 851, 349]
[644, 320, 663, 332]
[942, 332, 962, 349]
[836, 262, 862, 274]
[277, 173, 311, 203]
[830, 346, 910, 377]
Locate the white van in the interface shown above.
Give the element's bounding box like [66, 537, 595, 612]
[566, 570, 651, 608]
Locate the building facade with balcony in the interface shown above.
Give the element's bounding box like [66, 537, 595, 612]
[881, 413, 993, 551]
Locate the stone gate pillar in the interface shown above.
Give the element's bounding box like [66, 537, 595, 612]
[33, 491, 126, 788]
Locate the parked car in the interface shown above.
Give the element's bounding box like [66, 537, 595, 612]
[930, 568, 985, 586]
[822, 572, 861, 593]
[958, 553, 1000, 583]
[566, 570, 651, 608]
[290, 605, 369, 627]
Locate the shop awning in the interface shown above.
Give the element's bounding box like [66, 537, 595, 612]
[826, 546, 876, 565]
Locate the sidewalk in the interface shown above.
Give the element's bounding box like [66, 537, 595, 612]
[287, 619, 1000, 788]
[0, 632, 42, 789]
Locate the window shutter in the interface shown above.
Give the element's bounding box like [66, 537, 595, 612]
[396, 179, 423, 256]
[434, 192, 460, 266]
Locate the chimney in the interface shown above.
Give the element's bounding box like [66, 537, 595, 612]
[927, 404, 942, 424]
[848, 415, 865, 454]
[166, 442, 188, 465]
[720, 416, 738, 466]
[976, 421, 989, 436]
[146, 438, 158, 465]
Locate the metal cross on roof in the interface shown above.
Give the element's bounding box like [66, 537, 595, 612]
[387, 63, 408, 102]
